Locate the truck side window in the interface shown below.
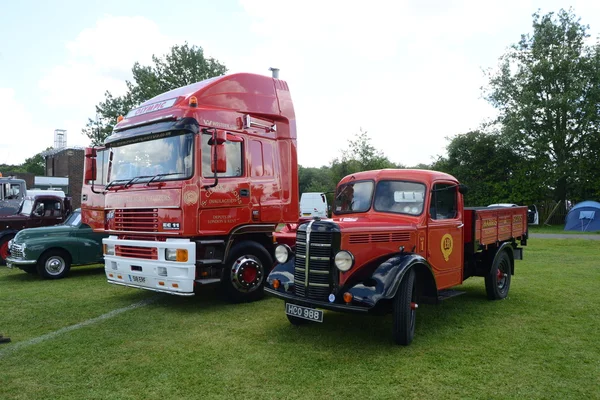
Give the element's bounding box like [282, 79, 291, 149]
[201, 134, 243, 178]
[431, 183, 458, 220]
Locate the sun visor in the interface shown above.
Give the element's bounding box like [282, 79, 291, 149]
[105, 117, 200, 147]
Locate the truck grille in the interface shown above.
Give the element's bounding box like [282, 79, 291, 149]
[294, 223, 337, 301]
[114, 209, 159, 232]
[9, 243, 24, 259]
[115, 245, 158, 260]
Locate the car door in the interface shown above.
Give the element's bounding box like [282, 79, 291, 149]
[427, 181, 464, 289]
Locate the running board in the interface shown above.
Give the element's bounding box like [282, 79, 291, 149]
[194, 278, 221, 285]
[437, 289, 466, 301]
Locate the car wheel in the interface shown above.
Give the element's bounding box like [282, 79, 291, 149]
[221, 241, 272, 303]
[485, 250, 512, 300]
[37, 249, 71, 280]
[392, 268, 417, 345]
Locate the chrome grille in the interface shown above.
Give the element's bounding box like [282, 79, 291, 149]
[114, 209, 159, 232]
[294, 222, 335, 301]
[9, 243, 24, 259]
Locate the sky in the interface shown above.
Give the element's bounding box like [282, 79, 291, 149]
[1, 0, 599, 168]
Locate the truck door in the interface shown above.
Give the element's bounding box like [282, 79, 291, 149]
[427, 182, 464, 289]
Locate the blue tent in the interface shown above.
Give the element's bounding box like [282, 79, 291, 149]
[564, 201, 600, 231]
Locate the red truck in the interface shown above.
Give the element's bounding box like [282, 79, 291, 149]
[266, 169, 528, 345]
[83, 72, 298, 301]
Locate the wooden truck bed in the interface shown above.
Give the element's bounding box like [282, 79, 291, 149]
[464, 206, 528, 246]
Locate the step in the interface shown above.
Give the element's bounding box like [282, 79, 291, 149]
[437, 289, 466, 301]
[194, 278, 221, 285]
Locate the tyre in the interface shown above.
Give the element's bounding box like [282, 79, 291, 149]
[0, 236, 14, 266]
[19, 265, 38, 275]
[221, 241, 273, 303]
[286, 313, 310, 326]
[392, 268, 417, 345]
[37, 250, 71, 280]
[485, 250, 512, 300]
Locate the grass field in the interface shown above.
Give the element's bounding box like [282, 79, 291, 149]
[528, 224, 600, 234]
[1, 238, 599, 400]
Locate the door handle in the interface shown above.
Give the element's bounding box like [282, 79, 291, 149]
[239, 189, 249, 197]
[456, 223, 464, 228]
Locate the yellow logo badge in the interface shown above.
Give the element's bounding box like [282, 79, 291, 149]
[441, 234, 453, 261]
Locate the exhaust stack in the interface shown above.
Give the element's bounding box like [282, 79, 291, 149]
[269, 67, 280, 78]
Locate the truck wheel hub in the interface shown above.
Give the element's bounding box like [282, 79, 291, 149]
[231, 256, 263, 293]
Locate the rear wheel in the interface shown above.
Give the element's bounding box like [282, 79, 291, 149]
[392, 268, 417, 345]
[485, 250, 512, 300]
[0, 236, 14, 266]
[37, 250, 71, 280]
[221, 241, 272, 303]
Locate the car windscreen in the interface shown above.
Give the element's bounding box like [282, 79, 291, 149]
[64, 212, 82, 226]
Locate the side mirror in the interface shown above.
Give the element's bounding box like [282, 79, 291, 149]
[85, 147, 97, 182]
[458, 184, 469, 195]
[210, 130, 227, 174]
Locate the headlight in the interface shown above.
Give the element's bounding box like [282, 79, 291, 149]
[274, 244, 291, 264]
[8, 240, 13, 248]
[103, 244, 115, 256]
[166, 248, 188, 262]
[334, 251, 354, 272]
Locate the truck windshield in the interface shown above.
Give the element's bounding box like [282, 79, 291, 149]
[110, 132, 194, 183]
[334, 181, 374, 214]
[20, 199, 34, 215]
[373, 180, 426, 216]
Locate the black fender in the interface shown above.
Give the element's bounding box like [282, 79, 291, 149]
[347, 253, 437, 308]
[492, 242, 515, 275]
[266, 256, 296, 289]
[0, 230, 18, 242]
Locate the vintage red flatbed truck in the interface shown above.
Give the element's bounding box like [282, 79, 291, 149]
[266, 169, 528, 345]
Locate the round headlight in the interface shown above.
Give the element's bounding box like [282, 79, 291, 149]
[275, 244, 290, 264]
[334, 250, 354, 272]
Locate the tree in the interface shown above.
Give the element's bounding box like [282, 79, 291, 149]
[84, 43, 228, 145]
[330, 129, 399, 185]
[21, 151, 47, 176]
[485, 9, 600, 203]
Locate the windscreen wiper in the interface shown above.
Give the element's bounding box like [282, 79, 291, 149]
[104, 180, 130, 191]
[146, 172, 185, 186]
[124, 175, 153, 188]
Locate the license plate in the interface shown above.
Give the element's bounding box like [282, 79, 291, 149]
[302, 213, 311, 216]
[129, 275, 146, 283]
[286, 303, 323, 322]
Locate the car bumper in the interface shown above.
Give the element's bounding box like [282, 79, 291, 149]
[5, 257, 37, 268]
[264, 287, 370, 314]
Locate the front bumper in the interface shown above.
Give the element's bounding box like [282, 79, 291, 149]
[5, 256, 37, 268]
[103, 236, 197, 296]
[265, 287, 370, 314]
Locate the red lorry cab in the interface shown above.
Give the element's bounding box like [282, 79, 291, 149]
[266, 169, 528, 345]
[82, 72, 298, 301]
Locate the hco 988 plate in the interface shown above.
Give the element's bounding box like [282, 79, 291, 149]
[285, 303, 323, 322]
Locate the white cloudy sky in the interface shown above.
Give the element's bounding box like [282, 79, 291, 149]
[0, 0, 599, 167]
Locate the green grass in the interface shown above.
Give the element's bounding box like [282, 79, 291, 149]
[1, 239, 599, 400]
[529, 224, 600, 234]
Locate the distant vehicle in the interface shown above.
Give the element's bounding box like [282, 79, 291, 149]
[299, 192, 328, 218]
[6, 208, 108, 279]
[0, 177, 27, 216]
[488, 203, 538, 225]
[0, 193, 72, 265]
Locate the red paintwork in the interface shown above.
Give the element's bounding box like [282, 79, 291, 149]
[81, 73, 298, 247]
[318, 169, 527, 291]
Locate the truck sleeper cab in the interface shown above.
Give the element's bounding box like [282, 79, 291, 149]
[265, 169, 528, 345]
[83, 73, 298, 302]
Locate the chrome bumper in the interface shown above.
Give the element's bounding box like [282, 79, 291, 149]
[5, 257, 37, 268]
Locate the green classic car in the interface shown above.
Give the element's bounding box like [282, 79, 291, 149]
[6, 209, 108, 279]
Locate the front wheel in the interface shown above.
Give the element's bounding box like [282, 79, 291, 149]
[221, 241, 273, 303]
[392, 268, 417, 346]
[485, 250, 512, 300]
[37, 250, 71, 280]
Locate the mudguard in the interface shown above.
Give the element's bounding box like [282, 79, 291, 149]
[267, 256, 295, 289]
[493, 242, 515, 274]
[348, 253, 435, 308]
[0, 230, 18, 241]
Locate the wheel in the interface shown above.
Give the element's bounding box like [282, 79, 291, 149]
[392, 268, 417, 345]
[19, 265, 38, 275]
[286, 313, 309, 326]
[221, 241, 273, 303]
[0, 236, 14, 266]
[485, 250, 512, 300]
[37, 250, 71, 280]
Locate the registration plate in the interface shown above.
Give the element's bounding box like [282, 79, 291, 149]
[129, 275, 146, 283]
[286, 303, 323, 322]
[302, 213, 312, 216]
